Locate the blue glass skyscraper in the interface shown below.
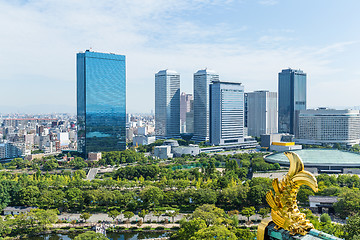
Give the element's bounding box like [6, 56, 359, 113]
[278, 68, 306, 135]
[77, 50, 126, 156]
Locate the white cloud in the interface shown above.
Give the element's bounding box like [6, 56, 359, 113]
[0, 0, 358, 113]
[258, 0, 279, 6]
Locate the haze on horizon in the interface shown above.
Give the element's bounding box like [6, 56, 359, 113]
[1, 0, 360, 114]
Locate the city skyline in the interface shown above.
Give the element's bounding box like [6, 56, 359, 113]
[1, 0, 360, 113]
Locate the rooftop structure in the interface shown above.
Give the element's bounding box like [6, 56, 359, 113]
[265, 149, 360, 173]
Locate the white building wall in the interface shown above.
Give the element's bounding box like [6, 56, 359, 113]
[210, 81, 244, 145]
[155, 70, 180, 139]
[297, 109, 360, 146]
[193, 69, 219, 142]
[247, 91, 278, 137]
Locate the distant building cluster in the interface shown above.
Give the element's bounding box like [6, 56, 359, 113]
[154, 68, 276, 148]
[0, 114, 76, 161]
[154, 66, 360, 150]
[2, 49, 359, 163]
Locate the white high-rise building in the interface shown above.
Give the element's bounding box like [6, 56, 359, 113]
[210, 81, 244, 145]
[193, 69, 219, 143]
[155, 70, 180, 139]
[180, 92, 193, 133]
[57, 132, 70, 146]
[247, 91, 278, 137]
[297, 109, 360, 146]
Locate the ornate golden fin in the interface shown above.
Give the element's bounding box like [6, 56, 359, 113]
[257, 151, 319, 239]
[285, 151, 304, 177]
[292, 171, 318, 192]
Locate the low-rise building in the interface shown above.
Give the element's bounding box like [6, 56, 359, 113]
[154, 145, 173, 159]
[88, 152, 102, 161]
[172, 145, 200, 157]
[3, 206, 37, 215]
[309, 196, 338, 214]
[270, 142, 302, 152]
[133, 135, 156, 146]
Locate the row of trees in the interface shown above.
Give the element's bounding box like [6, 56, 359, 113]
[0, 209, 58, 238]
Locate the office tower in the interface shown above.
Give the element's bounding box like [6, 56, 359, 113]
[247, 91, 278, 137]
[193, 69, 219, 142]
[278, 68, 306, 134]
[77, 50, 126, 156]
[180, 92, 193, 133]
[244, 93, 248, 128]
[297, 109, 360, 146]
[155, 70, 180, 139]
[186, 99, 194, 133]
[210, 81, 244, 145]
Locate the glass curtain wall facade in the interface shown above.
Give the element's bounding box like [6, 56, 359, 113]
[77, 50, 126, 156]
[210, 81, 244, 145]
[193, 69, 219, 143]
[155, 70, 180, 139]
[278, 68, 306, 135]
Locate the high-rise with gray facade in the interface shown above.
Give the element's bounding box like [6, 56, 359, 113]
[193, 69, 219, 142]
[210, 81, 244, 145]
[180, 92, 193, 133]
[155, 70, 180, 139]
[247, 91, 278, 137]
[278, 68, 306, 135]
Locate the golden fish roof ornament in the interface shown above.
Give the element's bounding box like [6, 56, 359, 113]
[257, 151, 318, 239]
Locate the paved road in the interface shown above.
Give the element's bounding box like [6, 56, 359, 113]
[86, 168, 99, 181]
[58, 212, 263, 223]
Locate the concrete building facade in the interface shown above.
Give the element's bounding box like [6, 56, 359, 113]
[155, 70, 180, 139]
[180, 92, 193, 133]
[193, 69, 219, 142]
[210, 81, 244, 145]
[296, 109, 360, 146]
[247, 91, 278, 137]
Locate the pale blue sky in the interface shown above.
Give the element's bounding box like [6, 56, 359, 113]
[0, 0, 359, 113]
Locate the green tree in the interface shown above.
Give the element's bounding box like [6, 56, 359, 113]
[241, 206, 255, 222]
[65, 187, 83, 210]
[191, 225, 237, 240]
[123, 211, 134, 227]
[320, 213, 331, 223]
[70, 157, 88, 169]
[153, 210, 164, 223]
[74, 231, 108, 240]
[140, 186, 164, 208]
[167, 209, 180, 223]
[235, 228, 256, 240]
[0, 183, 11, 211]
[108, 209, 120, 222]
[334, 188, 360, 218]
[138, 209, 149, 222]
[344, 214, 360, 240]
[191, 204, 227, 226]
[20, 185, 40, 206]
[43, 159, 59, 171]
[80, 212, 92, 223]
[173, 218, 207, 240]
[0, 217, 12, 237]
[259, 207, 270, 219]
